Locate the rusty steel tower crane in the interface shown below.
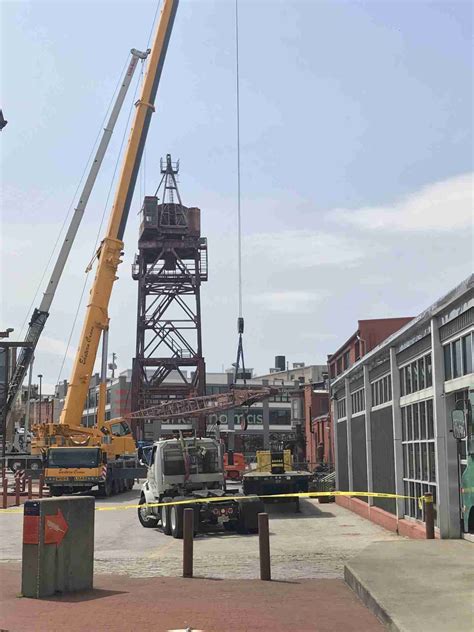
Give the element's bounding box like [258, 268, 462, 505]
[131, 155, 208, 439]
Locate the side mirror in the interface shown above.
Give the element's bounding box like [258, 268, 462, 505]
[451, 409, 467, 440]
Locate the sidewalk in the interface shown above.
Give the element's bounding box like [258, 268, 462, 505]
[0, 562, 383, 632]
[345, 540, 474, 632]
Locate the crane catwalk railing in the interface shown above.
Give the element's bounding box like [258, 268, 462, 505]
[125, 386, 278, 421]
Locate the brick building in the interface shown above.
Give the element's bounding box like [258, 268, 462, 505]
[328, 318, 414, 380]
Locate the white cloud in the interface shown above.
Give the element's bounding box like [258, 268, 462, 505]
[332, 172, 473, 231]
[36, 335, 77, 361]
[250, 290, 326, 314]
[244, 231, 363, 268]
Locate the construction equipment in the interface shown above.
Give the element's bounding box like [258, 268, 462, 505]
[1, 47, 148, 464]
[33, 0, 179, 496]
[243, 449, 312, 511]
[223, 451, 245, 481]
[126, 386, 277, 421]
[138, 436, 264, 538]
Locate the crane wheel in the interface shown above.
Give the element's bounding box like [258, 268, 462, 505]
[98, 478, 113, 497]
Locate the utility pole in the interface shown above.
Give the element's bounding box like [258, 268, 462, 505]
[37, 374, 43, 424]
[24, 356, 34, 436]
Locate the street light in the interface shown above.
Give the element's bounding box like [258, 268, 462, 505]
[37, 374, 43, 424]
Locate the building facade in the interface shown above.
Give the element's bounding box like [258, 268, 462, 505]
[331, 276, 473, 538]
[303, 385, 331, 467]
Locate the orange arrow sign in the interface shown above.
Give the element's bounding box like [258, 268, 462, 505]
[44, 509, 68, 545]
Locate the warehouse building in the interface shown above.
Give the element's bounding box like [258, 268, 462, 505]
[331, 275, 473, 539]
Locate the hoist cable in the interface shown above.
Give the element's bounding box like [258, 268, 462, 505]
[18, 52, 131, 340]
[235, 0, 243, 320]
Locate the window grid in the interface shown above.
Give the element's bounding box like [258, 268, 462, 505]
[336, 398, 346, 420]
[402, 399, 437, 523]
[400, 353, 432, 396]
[371, 374, 392, 407]
[351, 388, 365, 414]
[443, 332, 473, 381]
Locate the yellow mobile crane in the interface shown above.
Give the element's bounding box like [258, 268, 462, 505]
[33, 0, 179, 496]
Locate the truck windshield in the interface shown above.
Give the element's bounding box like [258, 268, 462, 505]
[47, 448, 100, 468]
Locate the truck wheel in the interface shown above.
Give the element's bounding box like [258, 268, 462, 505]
[170, 504, 184, 539]
[161, 500, 172, 536]
[126, 479, 135, 491]
[50, 487, 64, 497]
[138, 496, 159, 528]
[237, 498, 264, 534]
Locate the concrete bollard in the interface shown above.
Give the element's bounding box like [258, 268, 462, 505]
[15, 478, 20, 506]
[183, 508, 194, 578]
[2, 478, 8, 509]
[27, 476, 33, 500]
[258, 513, 271, 581]
[424, 492, 435, 539]
[22, 496, 95, 598]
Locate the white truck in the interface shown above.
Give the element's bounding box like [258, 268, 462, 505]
[137, 437, 264, 538]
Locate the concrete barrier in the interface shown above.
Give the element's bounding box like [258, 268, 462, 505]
[22, 496, 95, 598]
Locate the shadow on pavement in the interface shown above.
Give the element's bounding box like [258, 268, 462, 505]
[264, 499, 335, 520]
[40, 588, 128, 603]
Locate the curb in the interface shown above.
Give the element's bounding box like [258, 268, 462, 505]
[344, 564, 403, 632]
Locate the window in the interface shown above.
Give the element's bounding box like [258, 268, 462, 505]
[355, 341, 360, 360]
[443, 333, 473, 381]
[343, 351, 350, 370]
[417, 358, 425, 390]
[444, 345, 452, 381]
[402, 399, 437, 523]
[351, 388, 365, 414]
[462, 334, 473, 375]
[400, 353, 432, 396]
[336, 358, 342, 375]
[453, 338, 462, 378]
[336, 398, 346, 420]
[426, 354, 432, 387]
[371, 374, 392, 407]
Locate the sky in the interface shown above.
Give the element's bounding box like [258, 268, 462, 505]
[1, 0, 473, 393]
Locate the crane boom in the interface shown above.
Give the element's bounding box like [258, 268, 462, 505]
[59, 0, 179, 427]
[2, 48, 147, 429]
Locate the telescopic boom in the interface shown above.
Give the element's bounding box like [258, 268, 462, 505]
[59, 0, 179, 427]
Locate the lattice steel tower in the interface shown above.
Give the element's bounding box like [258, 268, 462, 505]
[131, 154, 208, 438]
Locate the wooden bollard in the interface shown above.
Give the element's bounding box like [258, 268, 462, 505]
[21, 474, 26, 493]
[424, 492, 435, 539]
[183, 508, 194, 578]
[15, 477, 20, 506]
[258, 513, 271, 581]
[27, 476, 33, 500]
[38, 474, 44, 498]
[2, 478, 8, 509]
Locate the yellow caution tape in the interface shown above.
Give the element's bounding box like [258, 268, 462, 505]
[0, 490, 431, 515]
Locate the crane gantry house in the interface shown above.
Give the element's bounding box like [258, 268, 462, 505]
[331, 275, 473, 539]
